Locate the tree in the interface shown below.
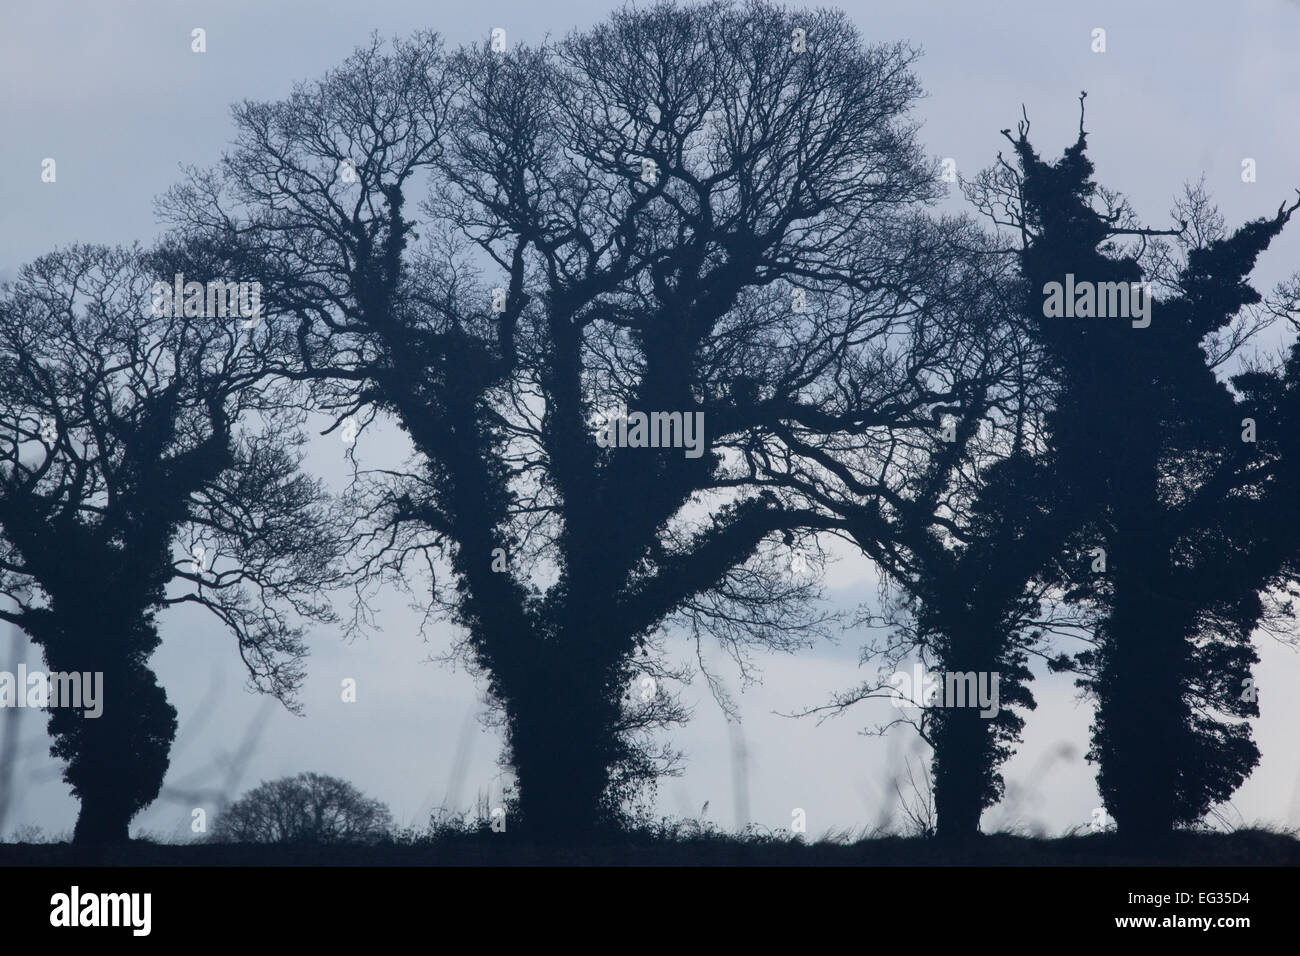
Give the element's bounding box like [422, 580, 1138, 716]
[802, 99, 1300, 839]
[0, 244, 341, 843]
[161, 3, 980, 836]
[211, 772, 392, 844]
[781, 218, 1067, 839]
[1001, 100, 1300, 833]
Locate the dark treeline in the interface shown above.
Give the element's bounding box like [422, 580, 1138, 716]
[2, 1, 1298, 846]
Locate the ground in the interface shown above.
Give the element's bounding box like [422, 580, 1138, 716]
[2, 828, 1297, 866]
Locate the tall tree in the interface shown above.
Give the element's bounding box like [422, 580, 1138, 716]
[782, 220, 1067, 839]
[803, 101, 1300, 839]
[1002, 101, 1300, 833]
[0, 245, 340, 843]
[161, 4, 982, 836]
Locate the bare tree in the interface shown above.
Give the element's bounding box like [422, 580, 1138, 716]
[773, 215, 1068, 838]
[211, 772, 392, 845]
[160, 3, 988, 837]
[0, 244, 342, 843]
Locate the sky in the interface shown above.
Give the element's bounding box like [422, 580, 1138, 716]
[2, 0, 1299, 841]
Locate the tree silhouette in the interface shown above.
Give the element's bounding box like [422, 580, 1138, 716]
[1003, 100, 1300, 833]
[160, 3, 984, 837]
[0, 245, 341, 843]
[211, 772, 392, 845]
[800, 99, 1300, 840]
[780, 218, 1067, 839]
[867, 444, 1077, 840]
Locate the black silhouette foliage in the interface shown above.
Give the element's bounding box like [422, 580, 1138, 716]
[1005, 104, 1300, 832]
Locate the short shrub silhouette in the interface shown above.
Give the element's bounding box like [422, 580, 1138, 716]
[211, 773, 392, 845]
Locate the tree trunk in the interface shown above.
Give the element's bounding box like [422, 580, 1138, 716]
[41, 635, 177, 847]
[1093, 574, 1183, 837]
[72, 791, 132, 844]
[503, 651, 623, 841]
[932, 703, 988, 840]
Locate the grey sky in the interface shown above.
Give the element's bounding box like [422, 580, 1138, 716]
[2, 0, 1299, 840]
